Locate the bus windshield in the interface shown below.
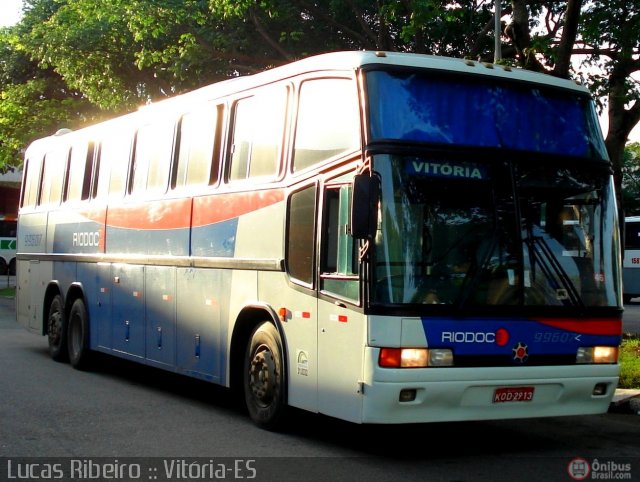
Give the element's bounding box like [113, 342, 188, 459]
[372, 155, 620, 308]
[366, 70, 608, 160]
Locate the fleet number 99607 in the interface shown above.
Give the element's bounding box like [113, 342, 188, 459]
[493, 386, 535, 403]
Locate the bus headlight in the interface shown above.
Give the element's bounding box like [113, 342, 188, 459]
[379, 348, 453, 368]
[576, 346, 619, 364]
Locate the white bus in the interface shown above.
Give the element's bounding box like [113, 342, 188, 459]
[17, 51, 622, 429]
[623, 216, 640, 303]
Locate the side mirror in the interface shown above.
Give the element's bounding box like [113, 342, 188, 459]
[350, 173, 379, 239]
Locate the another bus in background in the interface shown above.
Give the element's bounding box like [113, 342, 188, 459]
[623, 216, 640, 303]
[0, 214, 17, 275]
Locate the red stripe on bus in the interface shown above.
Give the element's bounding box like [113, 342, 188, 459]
[536, 318, 622, 336]
[105, 198, 192, 230]
[192, 190, 285, 227]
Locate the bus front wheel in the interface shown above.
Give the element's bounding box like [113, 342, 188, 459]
[47, 295, 68, 362]
[67, 298, 92, 370]
[244, 322, 287, 430]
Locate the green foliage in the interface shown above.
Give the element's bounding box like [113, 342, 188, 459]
[619, 336, 640, 389]
[622, 143, 640, 216]
[0, 287, 15, 298]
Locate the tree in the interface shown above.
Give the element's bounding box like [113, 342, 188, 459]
[468, 1, 639, 211]
[0, 24, 96, 172]
[578, 0, 640, 208]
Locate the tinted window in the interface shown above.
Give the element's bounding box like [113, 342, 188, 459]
[229, 88, 287, 181]
[173, 105, 221, 189]
[293, 79, 360, 172]
[287, 184, 316, 285]
[131, 120, 174, 195]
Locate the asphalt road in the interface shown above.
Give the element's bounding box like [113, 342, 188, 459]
[0, 294, 638, 482]
[623, 299, 640, 334]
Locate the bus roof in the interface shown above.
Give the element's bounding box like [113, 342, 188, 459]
[25, 50, 591, 150]
[175, 50, 591, 102]
[271, 50, 589, 92]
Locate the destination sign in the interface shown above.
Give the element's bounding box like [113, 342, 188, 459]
[407, 160, 487, 180]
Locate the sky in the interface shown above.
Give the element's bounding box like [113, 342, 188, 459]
[1, 0, 23, 27]
[1, 0, 638, 142]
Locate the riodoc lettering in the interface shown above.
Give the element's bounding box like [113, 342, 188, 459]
[442, 331, 495, 343]
[73, 231, 100, 247]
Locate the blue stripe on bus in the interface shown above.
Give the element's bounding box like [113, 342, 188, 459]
[421, 317, 621, 356]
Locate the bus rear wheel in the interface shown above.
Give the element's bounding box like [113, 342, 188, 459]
[47, 294, 68, 362]
[244, 322, 287, 430]
[67, 298, 93, 370]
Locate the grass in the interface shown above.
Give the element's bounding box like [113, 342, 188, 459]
[619, 335, 640, 389]
[0, 286, 15, 298]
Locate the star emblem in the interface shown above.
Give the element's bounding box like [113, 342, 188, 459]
[512, 342, 529, 363]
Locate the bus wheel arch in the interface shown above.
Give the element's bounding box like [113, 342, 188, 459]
[230, 307, 288, 430]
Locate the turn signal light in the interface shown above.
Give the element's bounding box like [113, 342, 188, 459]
[576, 346, 619, 364]
[378, 348, 453, 368]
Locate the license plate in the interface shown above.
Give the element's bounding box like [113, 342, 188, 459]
[493, 386, 535, 403]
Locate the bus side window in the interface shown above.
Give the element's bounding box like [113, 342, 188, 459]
[20, 157, 42, 208]
[65, 141, 94, 202]
[101, 129, 133, 199]
[320, 185, 359, 301]
[39, 148, 68, 206]
[92, 143, 106, 199]
[172, 104, 221, 189]
[625, 220, 640, 249]
[293, 78, 360, 172]
[131, 120, 175, 195]
[286, 184, 317, 287]
[229, 88, 287, 181]
[0, 220, 17, 237]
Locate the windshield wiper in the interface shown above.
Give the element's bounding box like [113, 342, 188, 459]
[525, 235, 584, 308]
[456, 231, 499, 308]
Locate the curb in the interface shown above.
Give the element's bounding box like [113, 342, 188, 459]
[609, 389, 640, 414]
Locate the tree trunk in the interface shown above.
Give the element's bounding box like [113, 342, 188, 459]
[553, 0, 582, 78]
[605, 64, 640, 215]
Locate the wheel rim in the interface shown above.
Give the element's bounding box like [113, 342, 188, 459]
[248, 344, 279, 407]
[48, 310, 62, 347]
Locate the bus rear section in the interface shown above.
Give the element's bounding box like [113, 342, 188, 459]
[623, 216, 640, 303]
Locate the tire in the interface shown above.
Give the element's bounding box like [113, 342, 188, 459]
[47, 294, 68, 362]
[8, 258, 15, 276]
[244, 322, 287, 430]
[0, 259, 6, 276]
[67, 298, 93, 370]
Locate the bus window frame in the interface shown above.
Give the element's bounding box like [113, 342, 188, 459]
[171, 103, 224, 192]
[290, 75, 362, 176]
[226, 84, 290, 185]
